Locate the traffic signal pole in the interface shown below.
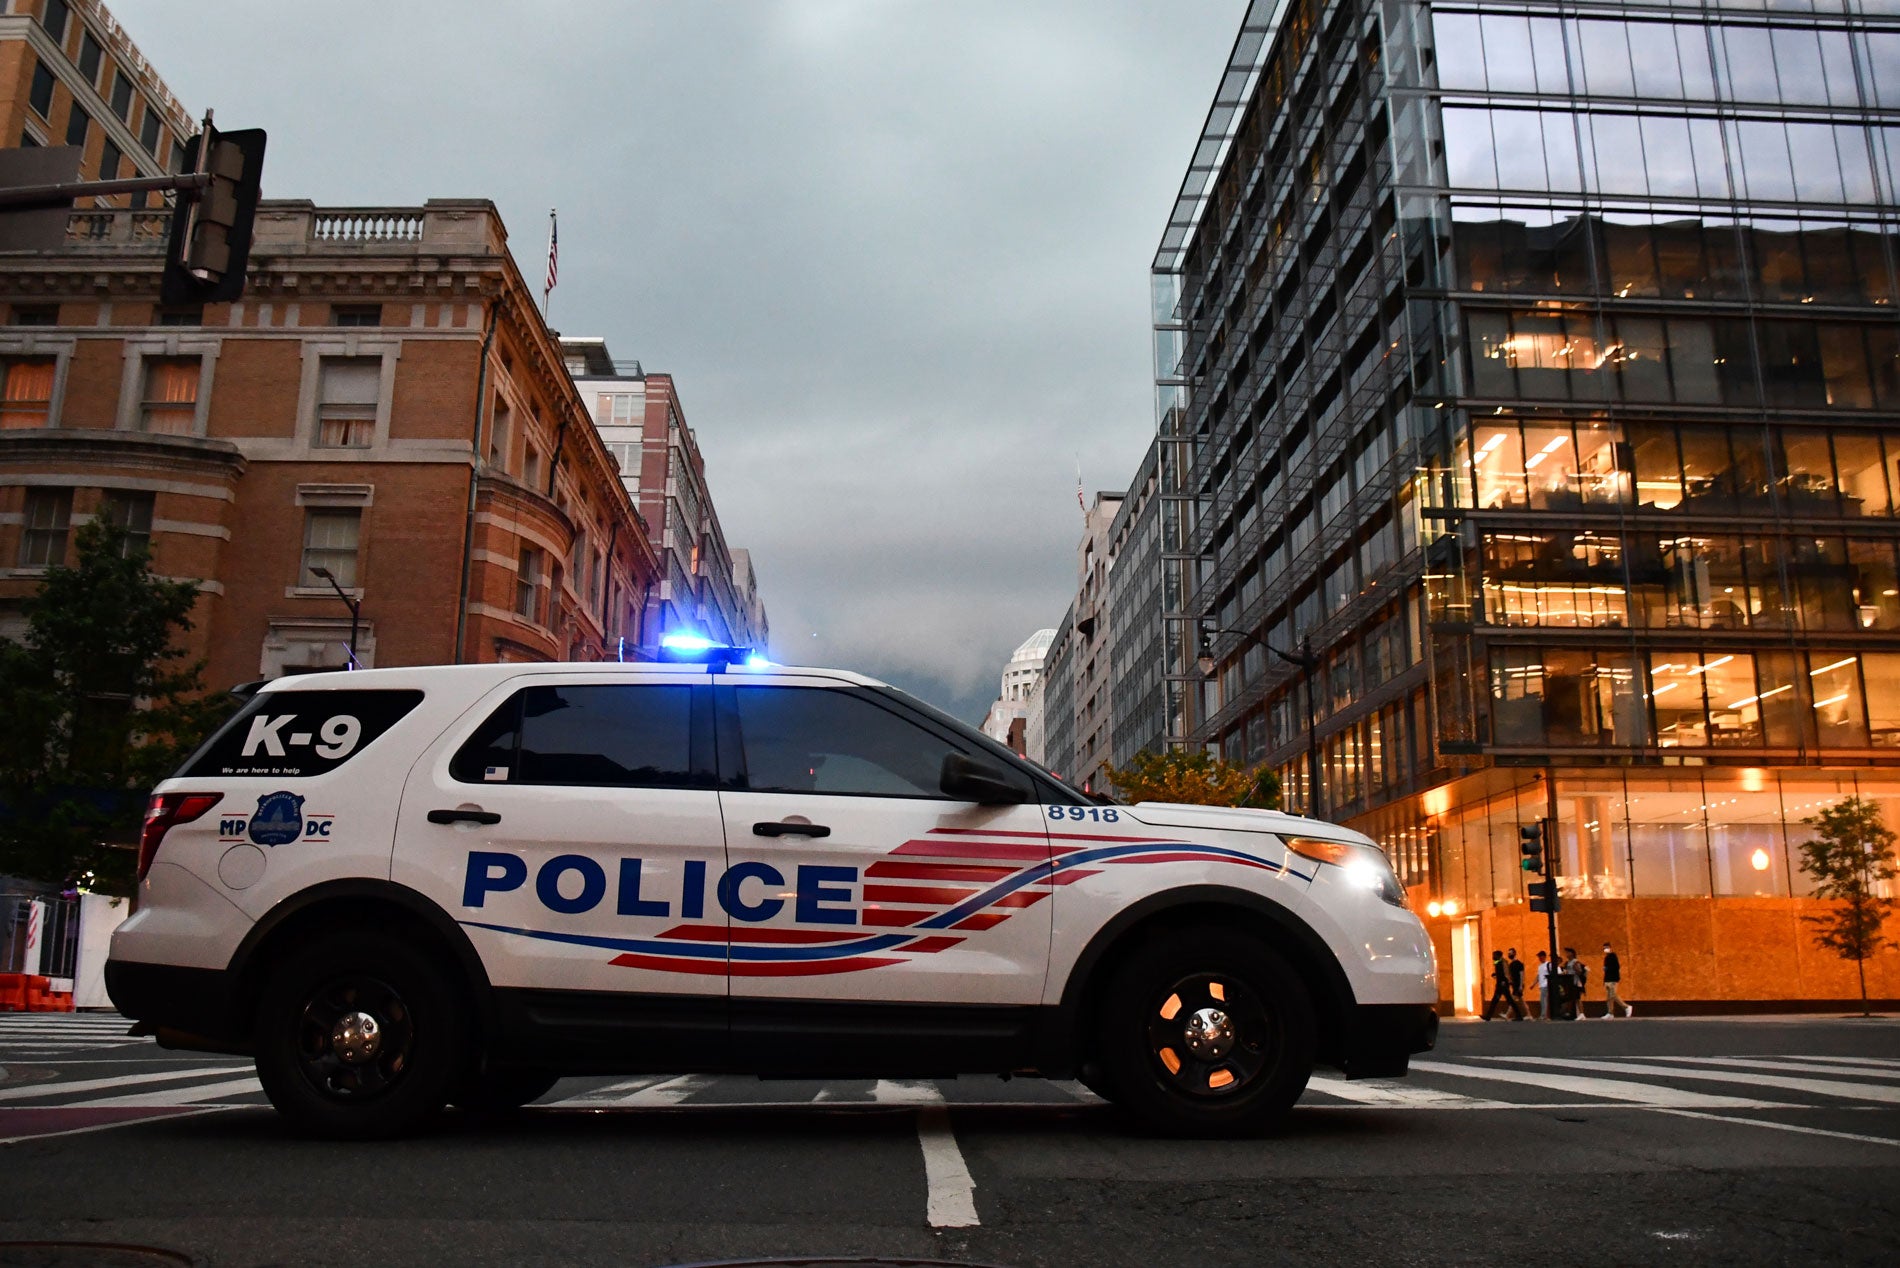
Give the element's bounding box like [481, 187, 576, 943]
[1518, 772, 1564, 1018]
[1543, 772, 1562, 1016]
[0, 170, 212, 208]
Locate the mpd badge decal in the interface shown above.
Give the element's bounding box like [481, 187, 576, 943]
[248, 791, 306, 846]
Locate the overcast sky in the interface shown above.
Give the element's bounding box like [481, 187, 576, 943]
[113, 0, 1244, 723]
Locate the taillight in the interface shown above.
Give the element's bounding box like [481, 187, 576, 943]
[138, 792, 222, 882]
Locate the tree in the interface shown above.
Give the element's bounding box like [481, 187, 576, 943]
[0, 520, 233, 893]
[1796, 796, 1900, 1016]
[1103, 748, 1281, 809]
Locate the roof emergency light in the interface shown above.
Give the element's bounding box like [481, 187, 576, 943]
[658, 632, 764, 668]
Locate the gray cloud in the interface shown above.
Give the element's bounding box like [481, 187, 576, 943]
[113, 0, 1244, 722]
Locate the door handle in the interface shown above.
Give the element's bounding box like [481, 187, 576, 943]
[753, 821, 830, 838]
[428, 808, 501, 825]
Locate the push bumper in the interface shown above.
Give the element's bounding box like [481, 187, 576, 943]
[1337, 1002, 1438, 1079]
[104, 958, 250, 1054]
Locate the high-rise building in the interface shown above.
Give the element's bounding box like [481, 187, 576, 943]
[564, 339, 767, 653]
[2, 0, 193, 202]
[1150, 0, 1900, 1010]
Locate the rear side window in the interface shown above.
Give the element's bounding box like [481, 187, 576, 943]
[180, 689, 424, 779]
[450, 684, 711, 789]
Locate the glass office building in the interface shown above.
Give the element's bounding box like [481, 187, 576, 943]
[1155, 0, 1900, 1007]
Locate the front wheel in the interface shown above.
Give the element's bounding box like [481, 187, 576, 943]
[1095, 927, 1315, 1137]
[253, 929, 465, 1139]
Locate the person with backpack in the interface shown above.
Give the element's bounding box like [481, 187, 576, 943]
[1506, 948, 1527, 1018]
[1560, 947, 1587, 1019]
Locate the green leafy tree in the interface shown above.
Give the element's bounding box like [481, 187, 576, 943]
[0, 520, 233, 893]
[1104, 748, 1281, 809]
[1797, 796, 1900, 1015]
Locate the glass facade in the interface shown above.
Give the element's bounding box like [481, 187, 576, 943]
[1148, 0, 1900, 925]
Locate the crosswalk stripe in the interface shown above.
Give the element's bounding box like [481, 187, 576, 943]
[1612, 1055, 1900, 1081]
[1758, 1055, 1900, 1071]
[1409, 1059, 1789, 1108]
[1305, 1075, 1510, 1108]
[544, 1074, 673, 1107]
[604, 1074, 710, 1107]
[0, 1064, 253, 1103]
[79, 1076, 262, 1108]
[872, 1080, 944, 1105]
[1477, 1055, 1900, 1106]
[1653, 1108, 1900, 1150]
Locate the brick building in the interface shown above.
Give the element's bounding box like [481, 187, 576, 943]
[0, 198, 661, 687]
[564, 337, 767, 651]
[1, 0, 191, 198]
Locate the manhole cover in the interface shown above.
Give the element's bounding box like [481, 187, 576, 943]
[0, 1243, 192, 1267]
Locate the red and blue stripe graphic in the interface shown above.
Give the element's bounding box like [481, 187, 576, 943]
[459, 827, 1306, 976]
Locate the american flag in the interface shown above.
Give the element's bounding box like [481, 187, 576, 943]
[544, 209, 558, 303]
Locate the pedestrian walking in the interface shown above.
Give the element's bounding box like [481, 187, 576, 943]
[1535, 950, 1552, 1020]
[1481, 950, 1523, 1020]
[1506, 948, 1526, 1020]
[1560, 946, 1586, 1019]
[1601, 942, 1632, 1018]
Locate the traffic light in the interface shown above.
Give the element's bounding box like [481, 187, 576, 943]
[1528, 878, 1561, 914]
[161, 124, 266, 305]
[1519, 821, 1546, 874]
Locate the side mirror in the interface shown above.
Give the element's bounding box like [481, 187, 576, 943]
[940, 752, 1028, 805]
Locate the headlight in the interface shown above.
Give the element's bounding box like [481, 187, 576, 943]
[1283, 836, 1408, 908]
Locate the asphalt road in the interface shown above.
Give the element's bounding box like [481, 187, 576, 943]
[1, 1011, 1897, 1266]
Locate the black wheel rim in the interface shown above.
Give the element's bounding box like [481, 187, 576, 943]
[293, 974, 416, 1101]
[1143, 970, 1278, 1099]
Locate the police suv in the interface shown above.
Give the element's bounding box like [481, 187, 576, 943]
[106, 646, 1438, 1138]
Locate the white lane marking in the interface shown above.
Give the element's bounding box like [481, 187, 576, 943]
[543, 1074, 673, 1107]
[1611, 1055, 1900, 1081]
[1652, 1108, 1900, 1149]
[80, 1076, 263, 1108]
[1409, 1060, 1790, 1109]
[1756, 1055, 1900, 1072]
[1478, 1055, 1900, 1107]
[1049, 1080, 1102, 1103]
[0, 1106, 230, 1147]
[813, 1087, 835, 1102]
[0, 1065, 253, 1103]
[1305, 1076, 1511, 1108]
[917, 1105, 979, 1228]
[608, 1074, 710, 1107]
[873, 1079, 945, 1105]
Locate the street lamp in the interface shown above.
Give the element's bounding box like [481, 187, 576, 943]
[1197, 621, 1323, 819]
[308, 566, 361, 670]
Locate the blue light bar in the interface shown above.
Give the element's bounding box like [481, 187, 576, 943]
[658, 632, 757, 667]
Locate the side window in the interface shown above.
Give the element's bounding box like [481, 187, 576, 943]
[180, 690, 424, 779]
[734, 687, 993, 799]
[450, 684, 705, 789]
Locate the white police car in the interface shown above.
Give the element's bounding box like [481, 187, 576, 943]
[106, 642, 1438, 1138]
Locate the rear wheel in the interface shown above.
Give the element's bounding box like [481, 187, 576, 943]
[452, 1068, 560, 1113]
[1095, 927, 1314, 1137]
[253, 930, 465, 1139]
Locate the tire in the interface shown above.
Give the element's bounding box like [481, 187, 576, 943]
[252, 929, 466, 1139]
[451, 1068, 560, 1113]
[1094, 926, 1315, 1137]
